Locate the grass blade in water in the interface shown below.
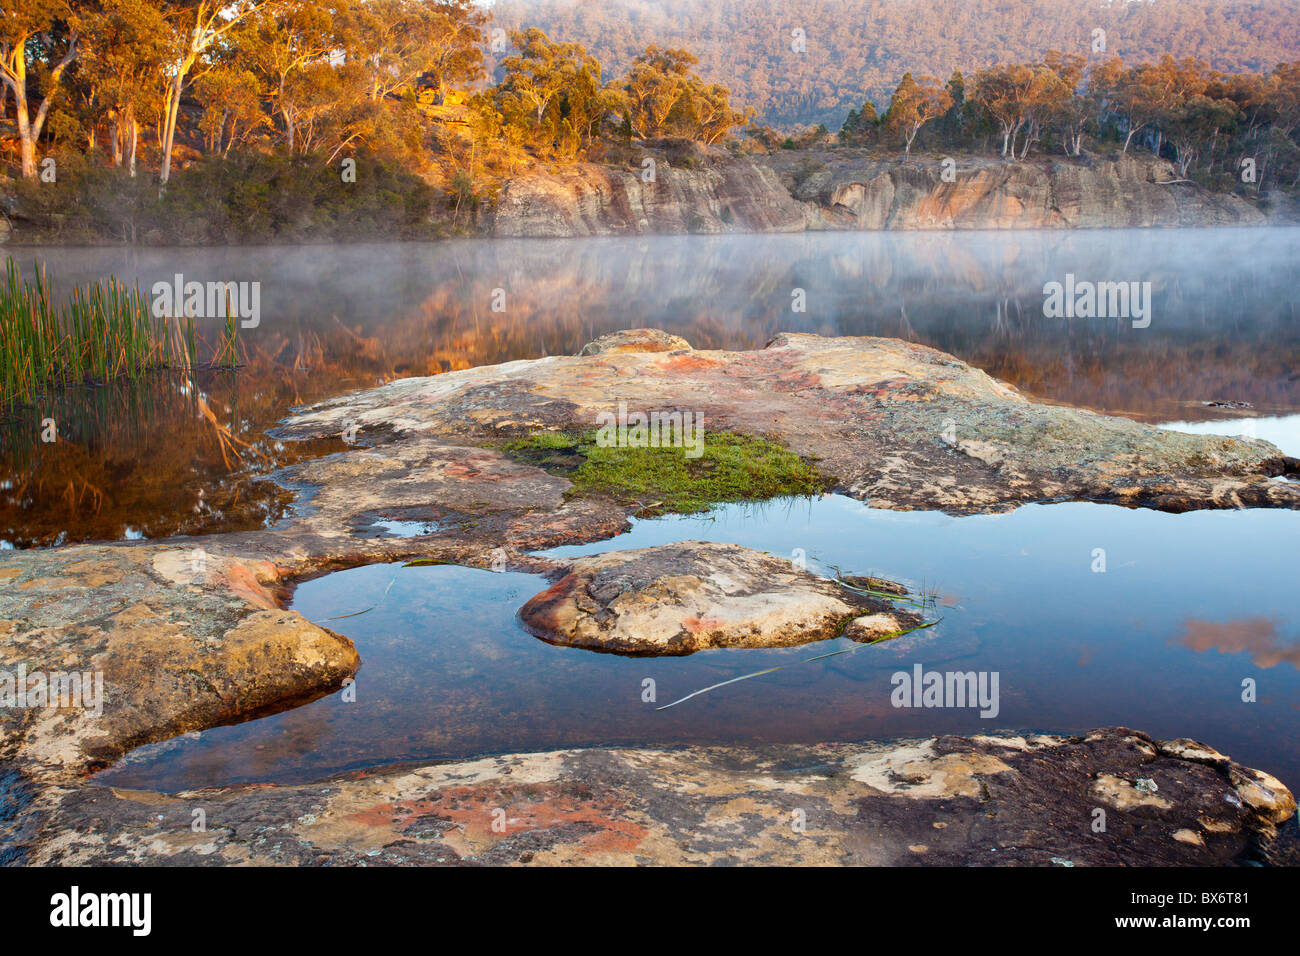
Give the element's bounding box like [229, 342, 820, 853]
[655, 619, 941, 711]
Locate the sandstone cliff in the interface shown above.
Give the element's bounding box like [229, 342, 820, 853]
[487, 150, 812, 237]
[488, 144, 1271, 237]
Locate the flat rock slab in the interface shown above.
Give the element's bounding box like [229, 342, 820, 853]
[518, 541, 921, 655]
[0, 546, 360, 782]
[0, 440, 613, 781]
[24, 728, 1295, 866]
[278, 332, 1300, 514]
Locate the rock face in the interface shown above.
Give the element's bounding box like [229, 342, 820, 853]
[24, 728, 1295, 866]
[489, 151, 811, 238]
[518, 541, 920, 655]
[773, 151, 1267, 230]
[489, 146, 1267, 237]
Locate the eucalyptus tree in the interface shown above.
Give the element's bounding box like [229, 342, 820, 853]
[77, 0, 169, 174]
[229, 0, 341, 152]
[883, 72, 952, 160]
[157, 0, 277, 183]
[622, 45, 695, 139]
[342, 0, 486, 103]
[0, 0, 82, 178]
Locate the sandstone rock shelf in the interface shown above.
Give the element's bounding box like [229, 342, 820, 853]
[3, 330, 1297, 866]
[517, 541, 923, 655]
[22, 728, 1297, 866]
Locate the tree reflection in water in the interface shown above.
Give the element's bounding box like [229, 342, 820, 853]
[5, 229, 1299, 546]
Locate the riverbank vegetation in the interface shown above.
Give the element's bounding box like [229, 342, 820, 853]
[0, 257, 241, 406]
[2, 0, 1298, 244]
[834, 56, 1300, 191]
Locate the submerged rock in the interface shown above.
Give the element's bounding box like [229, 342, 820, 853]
[518, 540, 920, 655]
[25, 728, 1295, 867]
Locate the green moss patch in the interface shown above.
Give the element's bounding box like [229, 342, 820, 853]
[502, 430, 826, 516]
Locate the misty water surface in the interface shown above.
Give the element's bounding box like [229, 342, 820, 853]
[5, 228, 1300, 546]
[2, 227, 1290, 797]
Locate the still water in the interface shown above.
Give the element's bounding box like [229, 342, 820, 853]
[96, 488, 1300, 793]
[5, 228, 1300, 545]
[6, 229, 1298, 795]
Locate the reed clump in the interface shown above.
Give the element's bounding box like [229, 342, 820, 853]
[0, 258, 238, 407]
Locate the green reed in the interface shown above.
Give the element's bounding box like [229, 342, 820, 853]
[0, 259, 239, 407]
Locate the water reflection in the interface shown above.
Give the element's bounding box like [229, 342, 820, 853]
[0, 368, 344, 548]
[1176, 618, 1300, 670]
[93, 493, 1300, 793]
[5, 228, 1300, 546]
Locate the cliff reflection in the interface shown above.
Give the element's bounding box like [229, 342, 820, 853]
[1177, 617, 1300, 671]
[4, 228, 1298, 546]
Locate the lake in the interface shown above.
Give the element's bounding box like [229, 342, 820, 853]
[5, 229, 1299, 547]
[3, 229, 1297, 798]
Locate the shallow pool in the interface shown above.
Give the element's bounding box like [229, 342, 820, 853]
[95, 479, 1300, 793]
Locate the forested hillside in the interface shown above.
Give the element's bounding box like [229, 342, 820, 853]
[489, 0, 1300, 127]
[4, 0, 1298, 245]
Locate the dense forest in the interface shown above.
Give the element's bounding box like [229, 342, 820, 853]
[846, 54, 1300, 190]
[1, 0, 750, 239]
[2, 0, 1299, 244]
[490, 0, 1300, 128]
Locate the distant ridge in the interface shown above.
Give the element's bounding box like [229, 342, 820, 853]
[489, 0, 1300, 127]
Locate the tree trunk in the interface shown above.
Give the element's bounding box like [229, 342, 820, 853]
[128, 115, 138, 178]
[110, 112, 123, 166]
[160, 73, 183, 184]
[15, 86, 36, 179]
[4, 32, 79, 179]
[1018, 121, 1035, 160]
[4, 46, 37, 179]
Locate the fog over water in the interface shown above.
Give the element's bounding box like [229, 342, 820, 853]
[23, 227, 1300, 410]
[34, 227, 1295, 796]
[4, 228, 1299, 547]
